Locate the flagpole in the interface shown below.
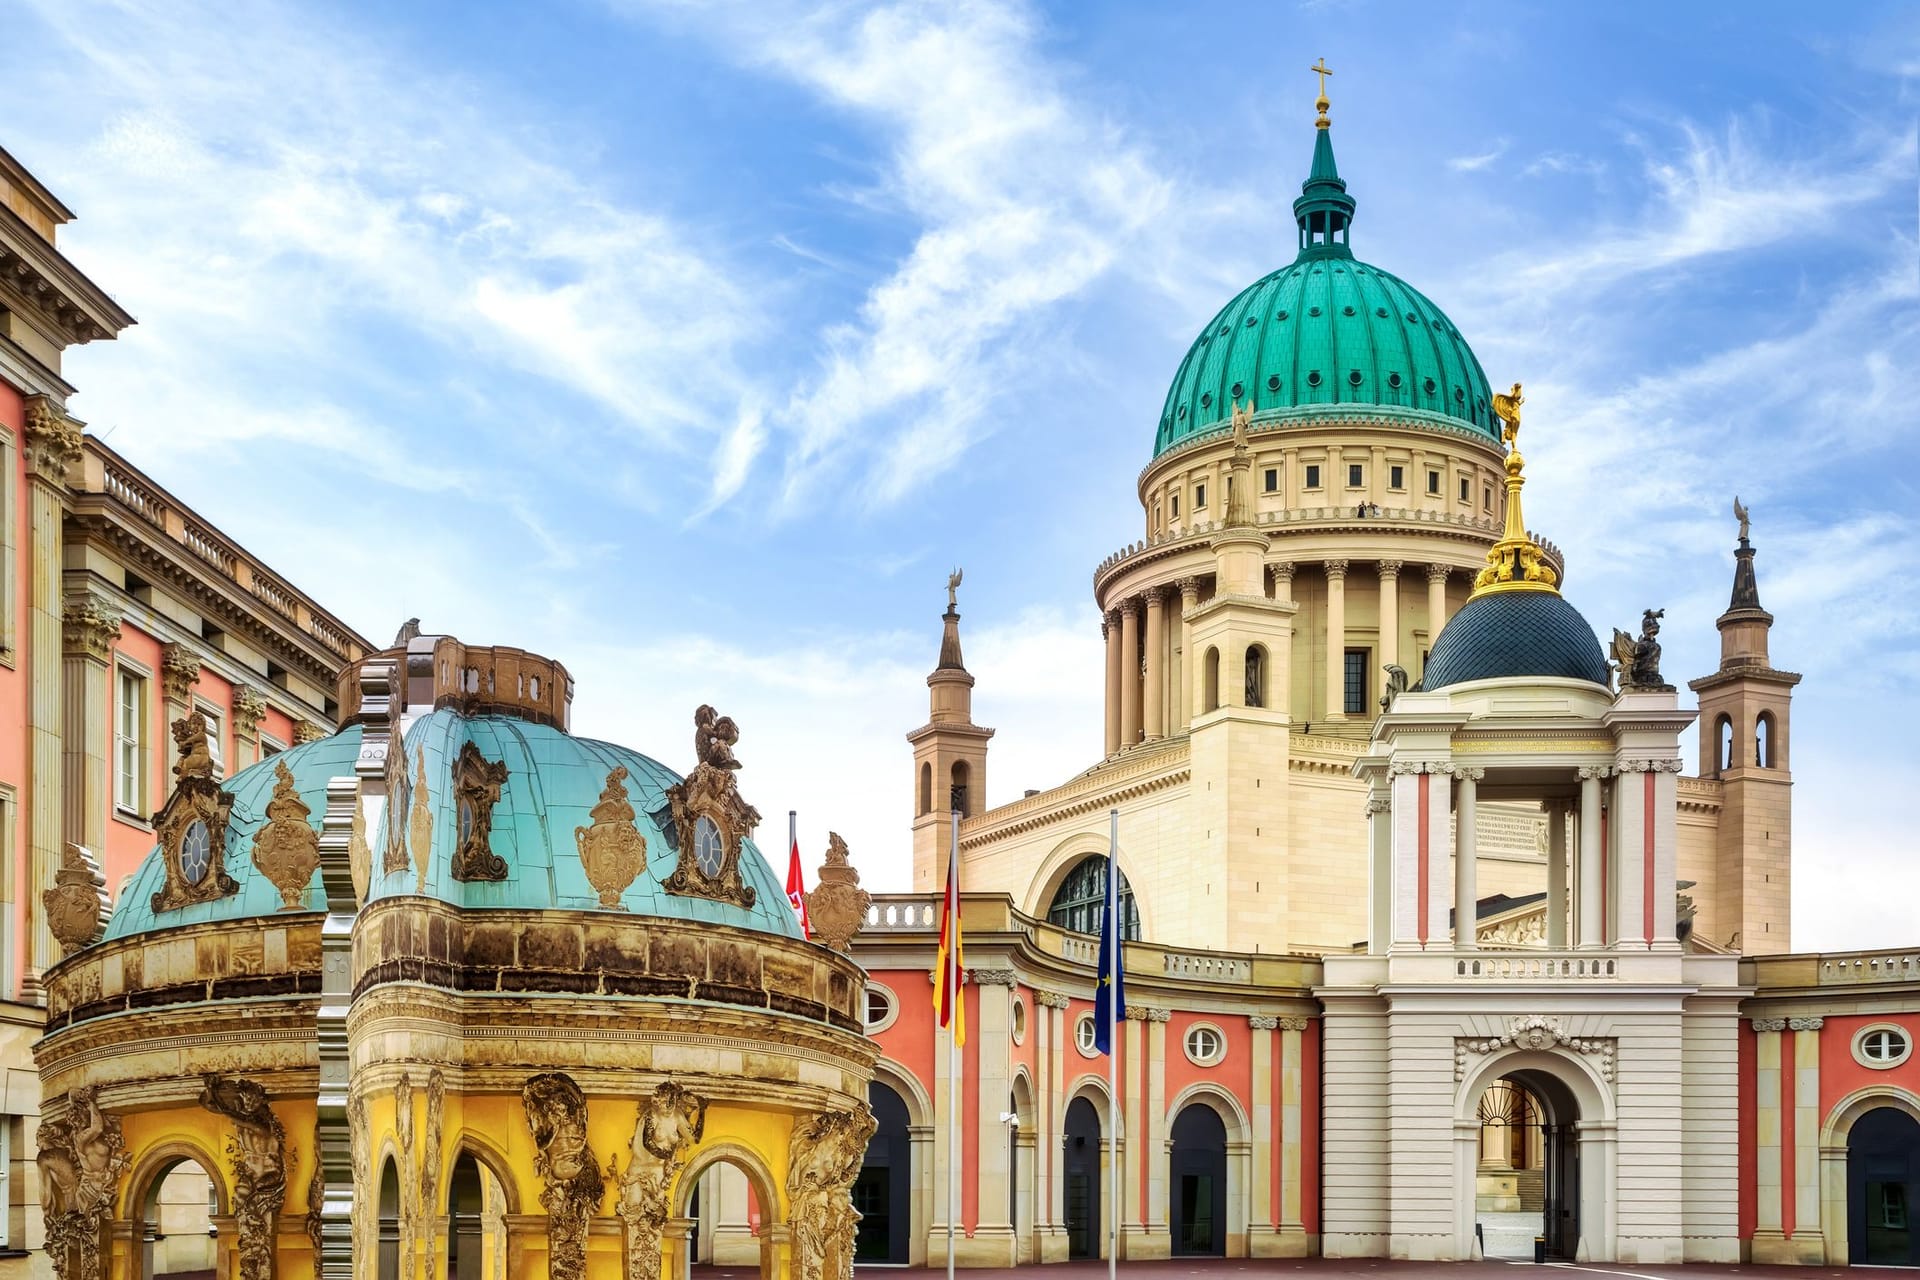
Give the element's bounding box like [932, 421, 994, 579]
[1107, 806, 1119, 1279]
[948, 807, 960, 1280]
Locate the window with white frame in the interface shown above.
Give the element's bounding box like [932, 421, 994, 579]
[115, 666, 148, 813]
[1075, 1013, 1098, 1057]
[261, 734, 287, 759]
[1184, 1023, 1226, 1066]
[1854, 1024, 1912, 1069]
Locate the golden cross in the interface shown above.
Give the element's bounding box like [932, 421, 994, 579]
[1310, 58, 1333, 99]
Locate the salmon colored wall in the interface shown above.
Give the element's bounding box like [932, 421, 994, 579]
[106, 623, 162, 889]
[868, 967, 935, 1097]
[1738, 1020, 1755, 1238]
[1820, 1012, 1920, 1113]
[1163, 1011, 1253, 1123]
[0, 383, 25, 1000]
[262, 705, 295, 750]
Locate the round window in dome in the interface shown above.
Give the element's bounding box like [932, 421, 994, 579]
[1342, 305, 1355, 316]
[1349, 370, 1363, 387]
[1308, 306, 1322, 317]
[1177, 405, 1187, 420]
[1406, 312, 1419, 322]
[1375, 307, 1389, 318]
[458, 798, 475, 847]
[1306, 370, 1322, 388]
[180, 819, 213, 886]
[1218, 324, 1230, 336]
[694, 816, 725, 877]
[1423, 377, 1437, 394]
[1245, 316, 1258, 328]
[1276, 310, 1289, 321]
[1455, 387, 1466, 402]
[1200, 392, 1213, 410]
[1388, 372, 1403, 389]
[1267, 375, 1282, 392]
[1229, 382, 1243, 400]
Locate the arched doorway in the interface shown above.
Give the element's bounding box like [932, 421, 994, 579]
[377, 1156, 402, 1280]
[130, 1155, 219, 1280]
[1849, 1106, 1919, 1265]
[1469, 1069, 1582, 1260]
[854, 1080, 912, 1263]
[1063, 1096, 1102, 1259]
[672, 1145, 783, 1280]
[1169, 1104, 1226, 1256]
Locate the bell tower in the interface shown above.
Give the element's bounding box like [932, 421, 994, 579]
[908, 574, 994, 890]
[1688, 501, 1799, 953]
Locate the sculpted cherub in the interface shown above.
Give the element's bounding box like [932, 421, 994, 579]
[173, 714, 215, 780]
[693, 704, 742, 772]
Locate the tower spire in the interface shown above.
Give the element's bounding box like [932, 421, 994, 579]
[1294, 59, 1356, 258]
[1470, 383, 1561, 597]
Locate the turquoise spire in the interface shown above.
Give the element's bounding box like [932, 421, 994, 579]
[1294, 61, 1355, 259]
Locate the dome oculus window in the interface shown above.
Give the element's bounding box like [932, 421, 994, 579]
[1276, 310, 1289, 321]
[1854, 1024, 1912, 1069]
[1267, 375, 1282, 392]
[1076, 1013, 1099, 1057]
[1200, 392, 1213, 410]
[1308, 306, 1322, 317]
[1342, 305, 1356, 316]
[1387, 372, 1403, 390]
[1230, 381, 1244, 400]
[1348, 369, 1363, 387]
[865, 983, 899, 1033]
[1306, 370, 1322, 388]
[1184, 1023, 1226, 1067]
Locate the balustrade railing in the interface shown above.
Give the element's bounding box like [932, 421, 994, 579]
[1819, 953, 1919, 984]
[1454, 953, 1617, 979]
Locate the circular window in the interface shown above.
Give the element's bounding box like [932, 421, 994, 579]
[1229, 381, 1244, 400]
[1406, 312, 1419, 322]
[180, 819, 213, 885]
[864, 983, 898, 1033]
[1266, 375, 1282, 392]
[1011, 998, 1027, 1045]
[1218, 324, 1230, 336]
[1854, 1024, 1913, 1069]
[1341, 305, 1355, 316]
[1177, 405, 1187, 420]
[1184, 1023, 1226, 1067]
[1245, 316, 1258, 328]
[1348, 369, 1363, 387]
[1454, 387, 1466, 402]
[1075, 1013, 1099, 1057]
[1306, 370, 1322, 388]
[1308, 306, 1322, 317]
[1387, 372, 1403, 389]
[694, 816, 725, 877]
[1375, 307, 1389, 318]
[1423, 377, 1437, 394]
[1276, 310, 1289, 321]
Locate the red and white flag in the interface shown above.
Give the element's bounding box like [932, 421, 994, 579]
[785, 812, 809, 936]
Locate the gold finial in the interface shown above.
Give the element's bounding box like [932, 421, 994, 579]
[1471, 379, 1560, 598]
[1310, 58, 1333, 129]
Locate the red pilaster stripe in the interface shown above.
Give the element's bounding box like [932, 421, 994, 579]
[1642, 770, 1656, 943]
[1600, 805, 1609, 943]
[1781, 1038, 1797, 1236]
[1416, 773, 1430, 945]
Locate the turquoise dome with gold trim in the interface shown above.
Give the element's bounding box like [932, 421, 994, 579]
[1154, 122, 1496, 457]
[104, 705, 801, 941]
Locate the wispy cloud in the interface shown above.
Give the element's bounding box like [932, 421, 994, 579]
[1448, 139, 1509, 172]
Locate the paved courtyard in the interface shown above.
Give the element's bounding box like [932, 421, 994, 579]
[692, 1263, 1880, 1280]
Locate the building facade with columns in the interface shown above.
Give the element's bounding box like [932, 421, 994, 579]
[0, 144, 371, 1273]
[847, 97, 1920, 1271]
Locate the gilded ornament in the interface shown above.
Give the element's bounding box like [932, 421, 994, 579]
[37, 1086, 129, 1280]
[150, 715, 238, 913]
[409, 745, 433, 893]
[419, 1070, 445, 1280]
[1491, 381, 1523, 446]
[804, 832, 871, 953]
[253, 760, 321, 911]
[663, 705, 760, 909]
[618, 1081, 708, 1280]
[43, 843, 109, 956]
[788, 1107, 876, 1280]
[523, 1073, 602, 1280]
[449, 742, 509, 882]
[576, 765, 648, 909]
[381, 743, 412, 875]
[348, 791, 371, 904]
[199, 1074, 288, 1280]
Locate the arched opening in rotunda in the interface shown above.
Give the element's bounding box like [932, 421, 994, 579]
[127, 1151, 220, 1280]
[1465, 1066, 1586, 1261]
[376, 1156, 401, 1280]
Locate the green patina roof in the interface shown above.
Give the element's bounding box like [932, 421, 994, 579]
[1153, 125, 1496, 458]
[105, 709, 802, 941]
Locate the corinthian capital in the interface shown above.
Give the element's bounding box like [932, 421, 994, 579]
[1323, 558, 1349, 582]
[160, 642, 202, 703]
[1426, 563, 1451, 584]
[233, 685, 269, 735]
[62, 593, 122, 662]
[24, 394, 83, 483]
[1378, 559, 1403, 578]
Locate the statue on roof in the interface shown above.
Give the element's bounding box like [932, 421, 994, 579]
[693, 705, 742, 773]
[1611, 608, 1669, 691]
[392, 617, 422, 647]
[1733, 495, 1750, 543]
[1491, 382, 1524, 447]
[947, 567, 963, 611]
[1230, 398, 1252, 455]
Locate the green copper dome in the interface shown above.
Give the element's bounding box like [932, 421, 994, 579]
[105, 708, 802, 941]
[1154, 126, 1497, 458]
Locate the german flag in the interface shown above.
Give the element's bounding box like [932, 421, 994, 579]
[932, 828, 965, 1045]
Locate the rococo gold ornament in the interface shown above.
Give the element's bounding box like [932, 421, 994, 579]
[252, 760, 321, 910]
[576, 765, 648, 909]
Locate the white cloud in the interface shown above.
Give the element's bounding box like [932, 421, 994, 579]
[1448, 140, 1509, 172]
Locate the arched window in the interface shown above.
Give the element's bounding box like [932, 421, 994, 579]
[447, 1154, 486, 1280]
[1046, 855, 1140, 940]
[950, 760, 971, 817]
[1755, 712, 1774, 769]
[1716, 716, 1733, 776]
[1244, 645, 1266, 708]
[1203, 647, 1220, 713]
[918, 762, 932, 816]
[378, 1157, 402, 1280]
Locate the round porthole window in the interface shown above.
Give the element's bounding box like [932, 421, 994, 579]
[1375, 307, 1389, 318]
[1276, 310, 1289, 321]
[1854, 1024, 1913, 1069]
[1075, 1013, 1099, 1057]
[1200, 392, 1213, 410]
[1245, 315, 1258, 328]
[1011, 998, 1027, 1045]
[1229, 381, 1244, 400]
[1423, 377, 1437, 394]
[1308, 306, 1322, 317]
[865, 983, 899, 1033]
[1388, 372, 1403, 390]
[1184, 1023, 1226, 1067]
[694, 816, 725, 877]
[1267, 375, 1282, 392]
[1349, 369, 1364, 387]
[180, 819, 213, 885]
[1306, 370, 1322, 388]
[1341, 305, 1356, 316]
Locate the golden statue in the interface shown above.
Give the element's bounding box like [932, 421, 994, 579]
[1491, 382, 1524, 446]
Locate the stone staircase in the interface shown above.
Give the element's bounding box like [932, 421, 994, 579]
[1515, 1166, 1544, 1212]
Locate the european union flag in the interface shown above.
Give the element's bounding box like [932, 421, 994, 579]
[1093, 853, 1125, 1054]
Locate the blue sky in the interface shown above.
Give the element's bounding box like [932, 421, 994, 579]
[4, 0, 1916, 947]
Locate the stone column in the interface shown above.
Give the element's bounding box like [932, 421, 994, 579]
[1377, 561, 1402, 670]
[1576, 767, 1606, 949]
[1278, 1017, 1308, 1242]
[1249, 1016, 1276, 1241]
[1119, 601, 1141, 747]
[1453, 767, 1481, 948]
[1791, 1017, 1824, 1258]
[972, 969, 1017, 1261]
[1268, 560, 1295, 604]
[160, 642, 201, 777]
[23, 396, 80, 999]
[1176, 579, 1199, 732]
[1036, 990, 1070, 1259]
[1122, 1011, 1145, 1246]
[1752, 1018, 1787, 1253]
[1426, 564, 1450, 650]
[1143, 1007, 1169, 1240]
[1613, 762, 1650, 949]
[1104, 612, 1122, 757]
[1546, 802, 1569, 949]
[1366, 793, 1391, 955]
[1324, 560, 1348, 721]
[1143, 588, 1166, 741]
[61, 594, 121, 861]
[234, 686, 268, 771]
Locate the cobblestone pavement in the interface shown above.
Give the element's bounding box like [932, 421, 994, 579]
[692, 1262, 1877, 1280]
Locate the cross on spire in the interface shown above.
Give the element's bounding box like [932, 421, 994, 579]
[1310, 58, 1333, 128]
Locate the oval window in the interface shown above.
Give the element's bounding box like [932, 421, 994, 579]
[1854, 1024, 1913, 1069]
[1184, 1023, 1226, 1066]
[1229, 381, 1244, 400]
[1075, 1013, 1099, 1057]
[180, 819, 213, 885]
[1306, 370, 1323, 388]
[694, 816, 725, 877]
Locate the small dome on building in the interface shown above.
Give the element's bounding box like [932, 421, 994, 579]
[1421, 590, 1611, 690]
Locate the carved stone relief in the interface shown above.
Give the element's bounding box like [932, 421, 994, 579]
[199, 1074, 288, 1280]
[788, 1108, 877, 1280]
[37, 1086, 129, 1280]
[346, 1094, 371, 1256]
[150, 716, 239, 913]
[804, 832, 871, 952]
[44, 843, 109, 956]
[349, 791, 372, 904]
[396, 1072, 416, 1280]
[662, 705, 760, 909]
[1455, 1015, 1615, 1083]
[523, 1073, 602, 1280]
[408, 746, 433, 892]
[618, 1082, 708, 1280]
[576, 765, 648, 909]
[306, 1117, 325, 1257]
[449, 742, 509, 882]
[420, 1069, 445, 1280]
[253, 760, 321, 910]
[61, 593, 121, 664]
